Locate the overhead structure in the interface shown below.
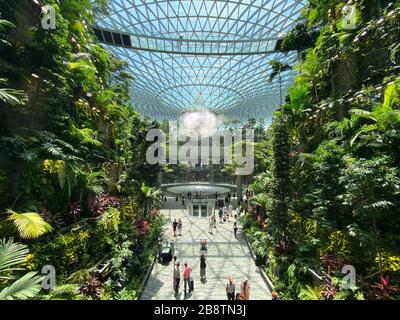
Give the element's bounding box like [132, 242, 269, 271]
[94, 0, 307, 123]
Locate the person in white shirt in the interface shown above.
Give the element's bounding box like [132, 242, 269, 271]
[208, 216, 214, 234]
[226, 277, 235, 300]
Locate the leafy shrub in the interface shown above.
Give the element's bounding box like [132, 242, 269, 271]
[325, 230, 352, 263]
[90, 194, 120, 217]
[33, 229, 90, 281]
[299, 285, 321, 300]
[42, 284, 83, 300]
[90, 208, 121, 259]
[66, 269, 90, 285]
[80, 276, 102, 299]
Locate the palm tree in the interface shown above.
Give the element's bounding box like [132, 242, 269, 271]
[0, 78, 28, 106]
[0, 19, 27, 106]
[0, 18, 14, 47]
[140, 184, 160, 216]
[268, 59, 292, 106]
[6, 210, 53, 239]
[0, 238, 44, 300]
[0, 209, 53, 240]
[250, 193, 271, 212]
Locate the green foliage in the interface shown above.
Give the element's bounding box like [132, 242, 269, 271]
[34, 230, 91, 281]
[114, 287, 137, 300]
[90, 208, 121, 259]
[281, 19, 319, 51]
[383, 80, 400, 108]
[299, 285, 321, 300]
[269, 118, 291, 245]
[0, 78, 28, 106]
[376, 252, 400, 272]
[6, 209, 53, 239]
[325, 230, 351, 262]
[0, 0, 164, 302]
[0, 238, 43, 300]
[247, 1, 400, 300]
[42, 284, 83, 300]
[0, 271, 43, 300]
[108, 240, 133, 284]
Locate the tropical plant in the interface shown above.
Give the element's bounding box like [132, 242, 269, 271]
[89, 193, 119, 216]
[140, 184, 160, 215]
[2, 209, 52, 239]
[268, 59, 292, 106]
[0, 78, 28, 106]
[299, 285, 321, 300]
[42, 284, 83, 300]
[80, 275, 102, 299]
[0, 238, 43, 300]
[368, 276, 400, 300]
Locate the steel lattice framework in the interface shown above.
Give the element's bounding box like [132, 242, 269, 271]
[94, 0, 307, 123]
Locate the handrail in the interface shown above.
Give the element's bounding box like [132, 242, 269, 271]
[242, 228, 275, 294]
[136, 251, 157, 300]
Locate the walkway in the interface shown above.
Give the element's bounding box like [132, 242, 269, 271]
[140, 208, 272, 300]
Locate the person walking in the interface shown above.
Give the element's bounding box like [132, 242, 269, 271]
[218, 207, 223, 223]
[172, 219, 178, 237]
[223, 206, 228, 222]
[228, 203, 233, 221]
[233, 221, 238, 239]
[200, 253, 206, 282]
[173, 262, 181, 295]
[177, 219, 182, 236]
[239, 278, 250, 300]
[208, 216, 214, 234]
[182, 263, 193, 295]
[226, 277, 235, 300]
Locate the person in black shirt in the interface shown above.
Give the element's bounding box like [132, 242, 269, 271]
[172, 219, 178, 236]
[233, 221, 238, 239]
[200, 253, 206, 282]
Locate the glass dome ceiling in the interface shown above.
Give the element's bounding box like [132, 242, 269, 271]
[94, 0, 307, 123]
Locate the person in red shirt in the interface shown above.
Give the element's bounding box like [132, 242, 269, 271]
[182, 263, 193, 295]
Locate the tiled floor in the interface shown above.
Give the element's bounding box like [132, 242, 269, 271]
[140, 208, 272, 300]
